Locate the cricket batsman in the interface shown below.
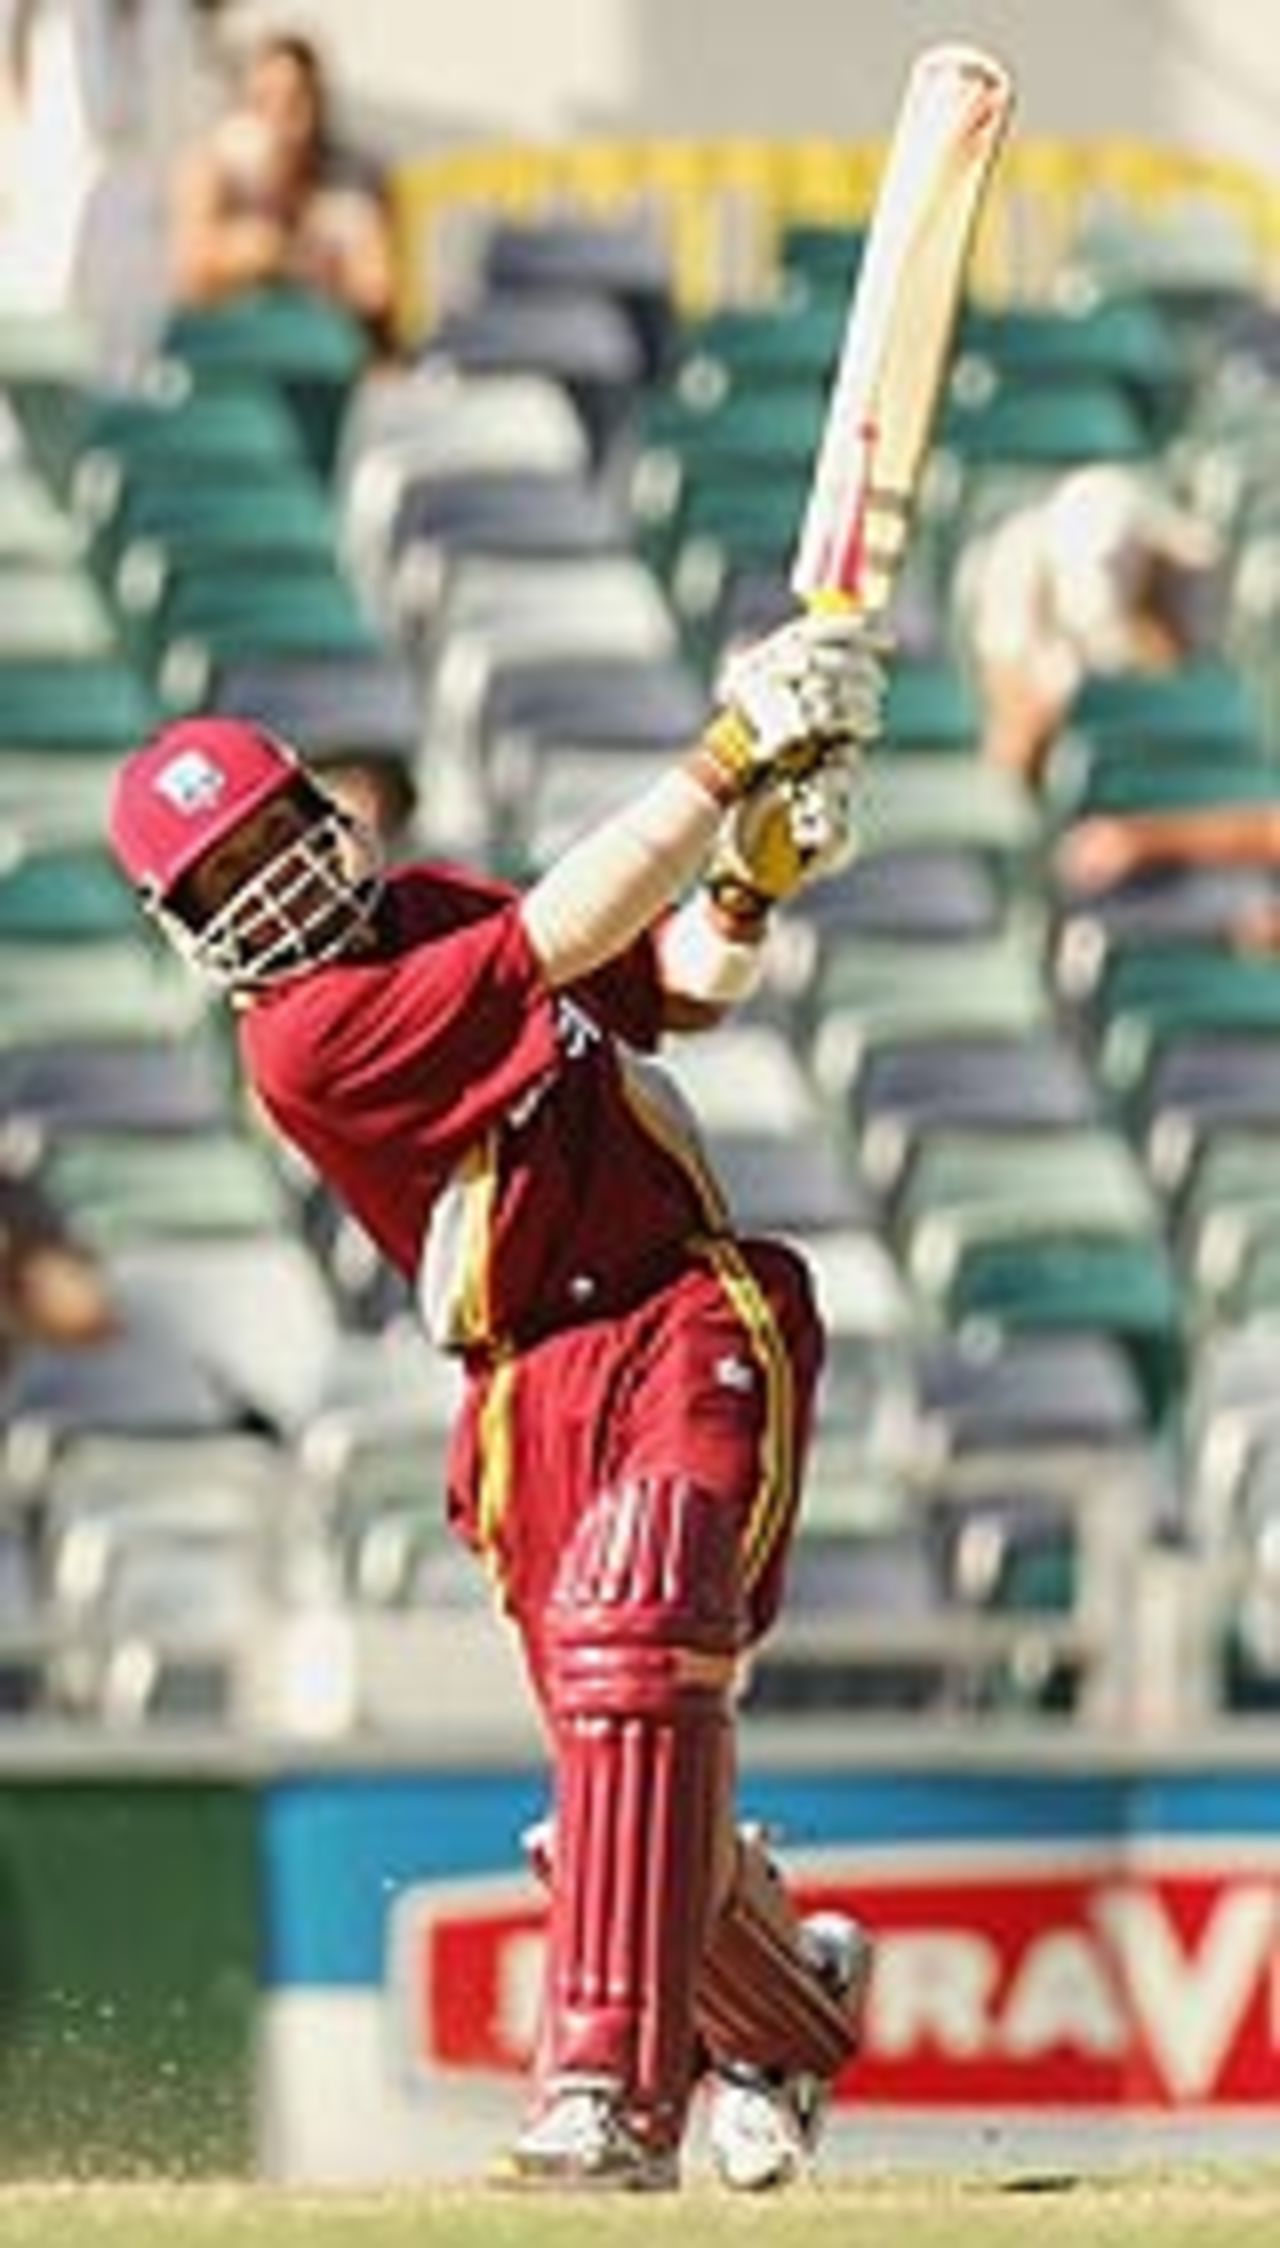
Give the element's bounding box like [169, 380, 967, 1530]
[107, 606, 883, 2190]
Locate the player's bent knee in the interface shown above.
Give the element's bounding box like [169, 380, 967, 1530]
[545, 1474, 746, 1719]
[698, 1830, 860, 2080]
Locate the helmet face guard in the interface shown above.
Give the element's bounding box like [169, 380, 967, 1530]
[160, 805, 383, 991]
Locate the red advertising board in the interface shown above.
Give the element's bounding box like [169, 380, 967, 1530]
[391, 1849, 1280, 2110]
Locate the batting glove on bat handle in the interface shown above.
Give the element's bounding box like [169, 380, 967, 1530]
[687, 609, 888, 804]
[706, 742, 859, 926]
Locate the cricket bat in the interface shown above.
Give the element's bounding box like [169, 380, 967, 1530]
[791, 43, 1015, 616]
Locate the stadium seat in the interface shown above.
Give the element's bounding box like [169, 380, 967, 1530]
[958, 294, 1192, 440]
[941, 374, 1151, 468]
[384, 467, 629, 649]
[1091, 945, 1280, 1104]
[420, 286, 644, 463]
[1, 1322, 246, 1448]
[44, 1127, 295, 1249]
[669, 294, 845, 397]
[0, 565, 115, 659]
[777, 220, 867, 298]
[0, 841, 138, 943]
[880, 657, 981, 752]
[210, 651, 421, 767]
[913, 1330, 1149, 1458]
[895, 1130, 1160, 1292]
[851, 751, 1038, 862]
[659, 1021, 867, 1234]
[153, 568, 383, 712]
[628, 382, 823, 582]
[102, 474, 339, 597]
[809, 928, 1050, 1104]
[0, 460, 82, 565]
[0, 938, 203, 1049]
[470, 650, 707, 863]
[122, 552, 377, 687]
[0, 1033, 233, 1135]
[482, 214, 677, 381]
[850, 1035, 1099, 1193]
[939, 1233, 1184, 1425]
[1141, 1034, 1280, 1193]
[0, 656, 161, 749]
[159, 285, 370, 477]
[337, 365, 589, 616]
[66, 377, 307, 531]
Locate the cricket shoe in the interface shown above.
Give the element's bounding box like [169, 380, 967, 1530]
[705, 1911, 873, 2193]
[499, 2081, 680, 2192]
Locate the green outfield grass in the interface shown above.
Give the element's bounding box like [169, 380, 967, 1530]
[0, 2172, 1277, 2248]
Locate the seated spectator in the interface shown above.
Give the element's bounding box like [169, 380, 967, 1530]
[0, 1150, 118, 1383]
[1057, 803, 1280, 920]
[169, 28, 397, 354]
[955, 464, 1219, 787]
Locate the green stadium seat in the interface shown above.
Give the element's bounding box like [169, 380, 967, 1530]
[96, 470, 339, 595]
[1093, 945, 1280, 1100]
[1067, 661, 1259, 745]
[1178, 1133, 1280, 1321]
[0, 842, 138, 942]
[158, 286, 369, 479]
[942, 376, 1150, 468]
[0, 750, 115, 843]
[958, 294, 1192, 440]
[1045, 732, 1271, 829]
[671, 295, 846, 395]
[777, 222, 868, 298]
[628, 383, 823, 581]
[941, 1233, 1183, 1424]
[1207, 1221, 1280, 1324]
[0, 657, 161, 750]
[67, 377, 308, 528]
[151, 566, 382, 710]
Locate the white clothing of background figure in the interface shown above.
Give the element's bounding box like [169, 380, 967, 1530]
[0, 0, 195, 362]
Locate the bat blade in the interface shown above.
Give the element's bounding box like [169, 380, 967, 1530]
[791, 43, 1015, 616]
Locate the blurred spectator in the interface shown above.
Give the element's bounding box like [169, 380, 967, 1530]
[1, 0, 196, 318]
[169, 26, 397, 354]
[1057, 802, 1280, 913]
[955, 464, 1219, 787]
[0, 1150, 118, 1382]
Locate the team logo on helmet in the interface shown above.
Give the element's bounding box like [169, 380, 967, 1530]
[154, 748, 228, 815]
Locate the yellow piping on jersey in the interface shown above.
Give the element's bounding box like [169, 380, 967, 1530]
[476, 1346, 518, 1593]
[697, 1235, 795, 1592]
[456, 1129, 499, 1344]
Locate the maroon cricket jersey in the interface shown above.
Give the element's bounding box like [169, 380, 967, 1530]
[240, 861, 727, 1351]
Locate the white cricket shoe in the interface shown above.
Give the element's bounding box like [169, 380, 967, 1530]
[706, 1912, 872, 2192]
[501, 2080, 680, 2192]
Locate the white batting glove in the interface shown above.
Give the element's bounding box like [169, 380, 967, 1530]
[691, 610, 887, 803]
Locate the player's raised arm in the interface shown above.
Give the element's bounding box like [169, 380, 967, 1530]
[519, 611, 884, 991]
